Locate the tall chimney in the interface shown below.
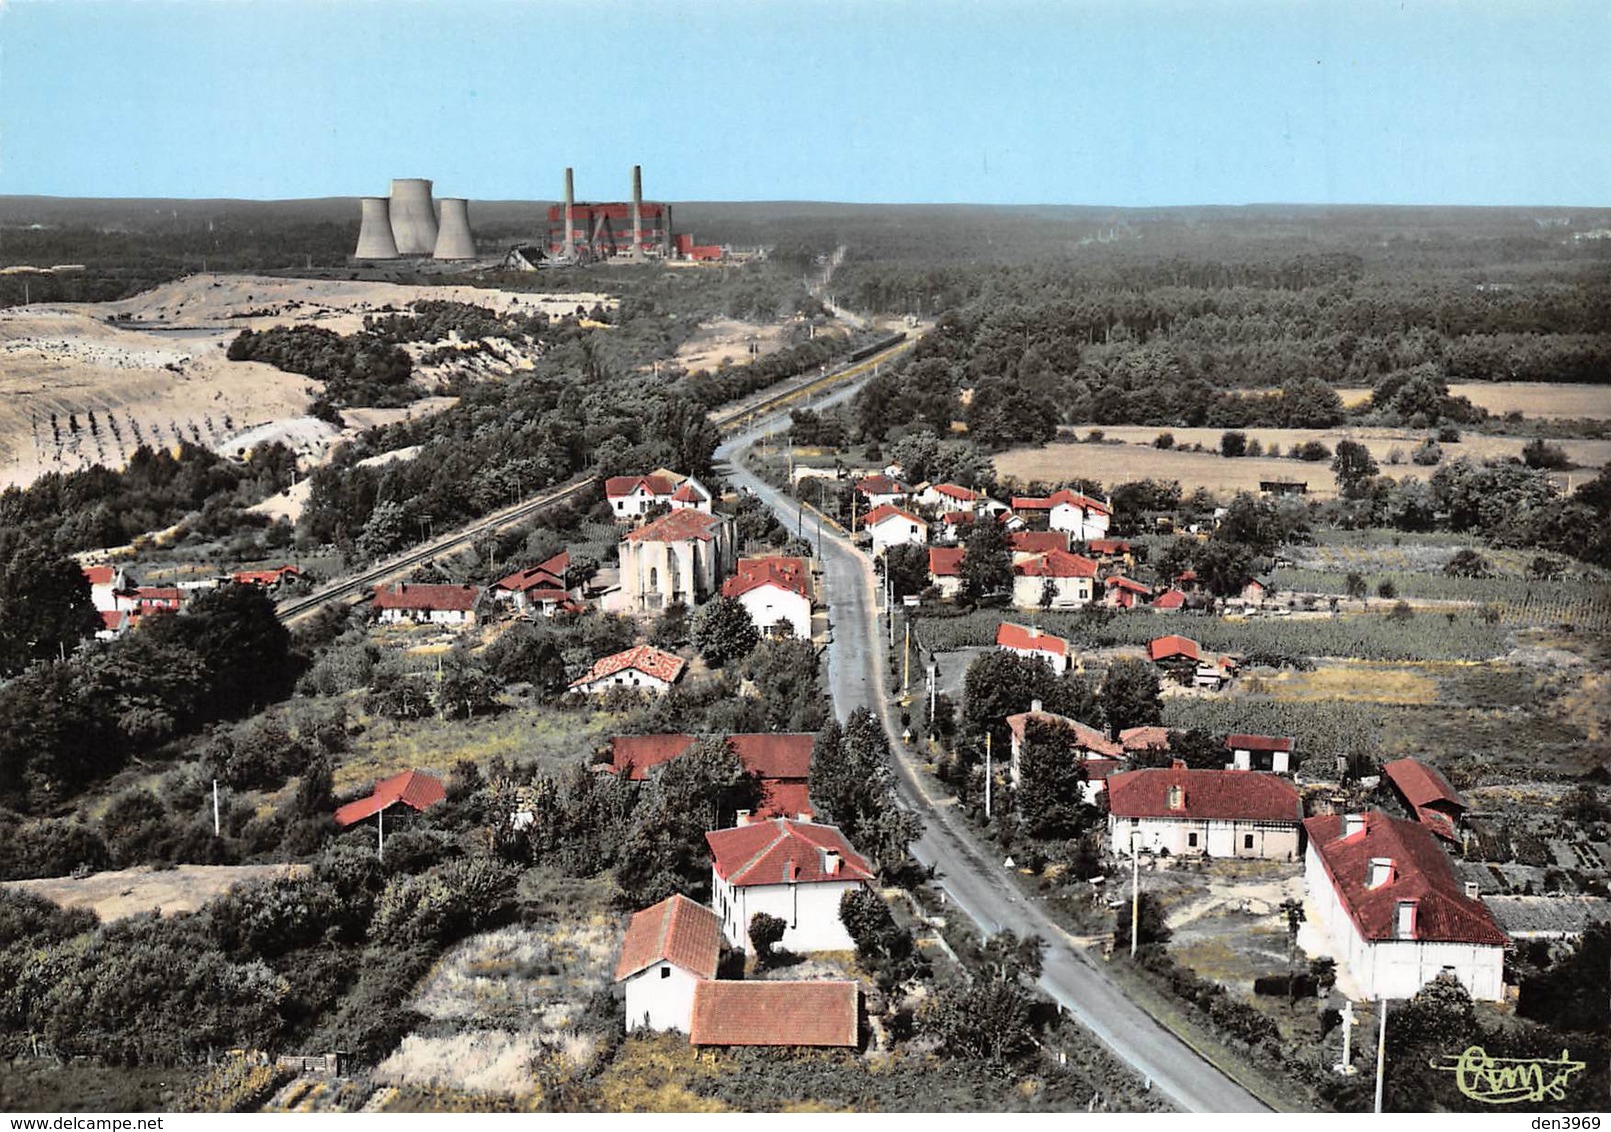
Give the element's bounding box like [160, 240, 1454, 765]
[631, 164, 644, 261]
[562, 167, 575, 260]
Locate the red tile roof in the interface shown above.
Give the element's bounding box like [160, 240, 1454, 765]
[1120, 725, 1172, 752]
[929, 483, 979, 502]
[928, 547, 966, 577]
[333, 769, 447, 827]
[1382, 758, 1466, 812]
[606, 474, 677, 499]
[1005, 709, 1123, 758]
[728, 733, 814, 780]
[494, 551, 570, 595]
[130, 587, 183, 604]
[689, 980, 859, 1047]
[1010, 489, 1110, 515]
[706, 818, 873, 886]
[1104, 575, 1152, 595]
[570, 645, 687, 689]
[855, 475, 910, 497]
[996, 621, 1070, 658]
[1415, 807, 1460, 843]
[1151, 589, 1187, 610]
[862, 503, 924, 529]
[613, 894, 722, 982]
[98, 610, 126, 632]
[625, 508, 726, 544]
[1225, 734, 1295, 753]
[1088, 539, 1132, 555]
[609, 734, 699, 777]
[372, 583, 479, 612]
[671, 481, 709, 503]
[1304, 812, 1507, 946]
[759, 781, 815, 821]
[1010, 530, 1068, 555]
[1106, 767, 1302, 823]
[232, 564, 301, 586]
[721, 556, 810, 601]
[82, 565, 116, 586]
[1014, 550, 1098, 579]
[1148, 634, 1201, 662]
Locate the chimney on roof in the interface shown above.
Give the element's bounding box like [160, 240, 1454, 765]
[783, 859, 797, 883]
[824, 850, 841, 876]
[735, 809, 752, 826]
[1167, 784, 1185, 811]
[1394, 899, 1417, 940]
[1464, 881, 1481, 900]
[1030, 698, 1043, 715]
[1343, 813, 1366, 839]
[1368, 857, 1395, 889]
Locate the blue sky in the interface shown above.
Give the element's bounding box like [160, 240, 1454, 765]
[1, 0, 1605, 206]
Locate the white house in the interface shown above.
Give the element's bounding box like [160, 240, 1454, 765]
[1303, 811, 1508, 1002]
[569, 645, 687, 695]
[605, 473, 679, 519]
[917, 483, 982, 512]
[1011, 550, 1098, 610]
[1004, 701, 1123, 800]
[862, 504, 928, 557]
[855, 474, 913, 510]
[721, 556, 812, 640]
[619, 508, 736, 611]
[491, 551, 582, 617]
[669, 477, 714, 513]
[927, 546, 965, 599]
[1225, 733, 1294, 774]
[81, 563, 134, 613]
[995, 621, 1072, 675]
[614, 894, 722, 1033]
[1107, 765, 1303, 860]
[706, 818, 874, 954]
[371, 583, 480, 626]
[1048, 490, 1112, 541]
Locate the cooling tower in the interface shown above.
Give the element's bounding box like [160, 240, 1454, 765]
[389, 178, 439, 255]
[354, 197, 399, 259]
[433, 198, 475, 260]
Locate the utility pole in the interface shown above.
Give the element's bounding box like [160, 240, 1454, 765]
[903, 620, 910, 698]
[1131, 830, 1141, 959]
[1373, 999, 1389, 1113]
[984, 732, 992, 817]
[212, 779, 220, 837]
[378, 806, 385, 860]
[1338, 1000, 1357, 1075]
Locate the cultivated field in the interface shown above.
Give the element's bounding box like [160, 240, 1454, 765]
[1336, 382, 1611, 420]
[997, 428, 1611, 498]
[2, 862, 309, 921]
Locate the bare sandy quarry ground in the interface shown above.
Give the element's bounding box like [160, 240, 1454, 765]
[0, 274, 609, 490]
[3, 862, 309, 921]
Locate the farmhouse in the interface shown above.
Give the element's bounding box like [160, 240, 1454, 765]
[1225, 733, 1295, 774]
[115, 586, 184, 616]
[614, 894, 722, 1034]
[927, 546, 965, 599]
[371, 583, 480, 626]
[917, 482, 982, 512]
[1101, 575, 1152, 610]
[1303, 811, 1507, 1001]
[1010, 489, 1112, 541]
[720, 556, 812, 640]
[1107, 764, 1303, 860]
[862, 504, 927, 557]
[689, 980, 860, 1048]
[855, 474, 913, 509]
[232, 564, 302, 590]
[1011, 549, 1098, 610]
[619, 508, 736, 611]
[569, 645, 687, 695]
[1382, 758, 1467, 843]
[1004, 702, 1123, 799]
[1147, 634, 1234, 688]
[607, 732, 816, 821]
[996, 621, 1072, 675]
[81, 564, 133, 613]
[706, 818, 874, 954]
[492, 551, 582, 617]
[605, 472, 679, 519]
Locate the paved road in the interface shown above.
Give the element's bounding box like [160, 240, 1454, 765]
[715, 408, 1270, 1114]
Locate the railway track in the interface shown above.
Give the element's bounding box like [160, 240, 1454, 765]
[275, 330, 915, 626]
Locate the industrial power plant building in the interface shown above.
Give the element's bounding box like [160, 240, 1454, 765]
[353, 178, 478, 261]
[547, 165, 673, 262]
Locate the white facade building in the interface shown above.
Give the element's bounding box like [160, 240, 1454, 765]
[614, 894, 722, 1034]
[706, 818, 874, 955]
[1106, 766, 1303, 860]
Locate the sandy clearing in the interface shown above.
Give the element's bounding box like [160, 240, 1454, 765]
[3, 862, 310, 922]
[673, 316, 804, 373]
[1336, 383, 1611, 420]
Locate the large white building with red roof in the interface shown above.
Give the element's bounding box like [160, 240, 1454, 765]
[1009, 489, 1112, 541]
[619, 507, 736, 611]
[1303, 811, 1507, 1001]
[720, 556, 812, 640]
[706, 818, 874, 954]
[371, 582, 480, 625]
[1011, 549, 1098, 610]
[605, 472, 679, 519]
[861, 504, 927, 556]
[613, 894, 723, 1033]
[569, 645, 687, 695]
[1107, 764, 1303, 859]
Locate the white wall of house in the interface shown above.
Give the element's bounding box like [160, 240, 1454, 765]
[712, 869, 864, 954]
[1000, 644, 1069, 675]
[930, 575, 963, 599]
[574, 669, 676, 696]
[1303, 845, 1504, 1001]
[1109, 814, 1301, 861]
[737, 584, 811, 640]
[377, 608, 474, 625]
[622, 962, 703, 1033]
[1011, 574, 1092, 610]
[611, 486, 668, 518]
[1229, 747, 1291, 774]
[869, 517, 927, 556]
[1050, 503, 1111, 541]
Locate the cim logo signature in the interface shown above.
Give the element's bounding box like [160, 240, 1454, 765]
[1429, 1046, 1587, 1105]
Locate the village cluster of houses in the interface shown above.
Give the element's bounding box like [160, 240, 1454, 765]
[83, 562, 304, 639]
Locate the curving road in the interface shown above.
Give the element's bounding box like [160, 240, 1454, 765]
[714, 396, 1270, 1114]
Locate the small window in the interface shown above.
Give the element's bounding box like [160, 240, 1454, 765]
[1187, 832, 1199, 847]
[660, 966, 671, 980]
[1244, 834, 1254, 850]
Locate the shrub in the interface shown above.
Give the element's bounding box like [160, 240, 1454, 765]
[1412, 439, 1443, 466]
[1220, 431, 1247, 458]
[1294, 440, 1332, 462]
[1153, 432, 1175, 450]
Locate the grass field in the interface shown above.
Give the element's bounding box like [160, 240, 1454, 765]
[1334, 383, 1611, 421]
[2, 862, 310, 921]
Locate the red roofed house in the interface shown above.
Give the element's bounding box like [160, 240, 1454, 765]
[996, 621, 1072, 675]
[706, 818, 874, 953]
[1011, 549, 1098, 610]
[1087, 538, 1134, 564]
[689, 980, 860, 1048]
[668, 477, 714, 514]
[1381, 758, 1468, 844]
[1226, 734, 1295, 775]
[855, 474, 912, 510]
[721, 556, 811, 640]
[492, 551, 581, 617]
[1120, 726, 1172, 755]
[1009, 530, 1069, 557]
[1102, 575, 1152, 610]
[1048, 490, 1113, 542]
[1005, 701, 1123, 801]
[927, 546, 965, 600]
[1151, 588, 1188, 612]
[917, 482, 981, 512]
[938, 510, 976, 544]
[614, 894, 722, 1033]
[371, 582, 480, 626]
[620, 508, 736, 611]
[1303, 811, 1506, 1000]
[1107, 764, 1303, 859]
[232, 564, 302, 590]
[570, 645, 687, 695]
[1147, 634, 1234, 688]
[607, 733, 816, 821]
[605, 472, 679, 519]
[333, 769, 447, 853]
[82, 563, 132, 613]
[862, 504, 927, 557]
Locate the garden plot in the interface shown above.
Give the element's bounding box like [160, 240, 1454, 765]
[1150, 861, 1307, 997]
